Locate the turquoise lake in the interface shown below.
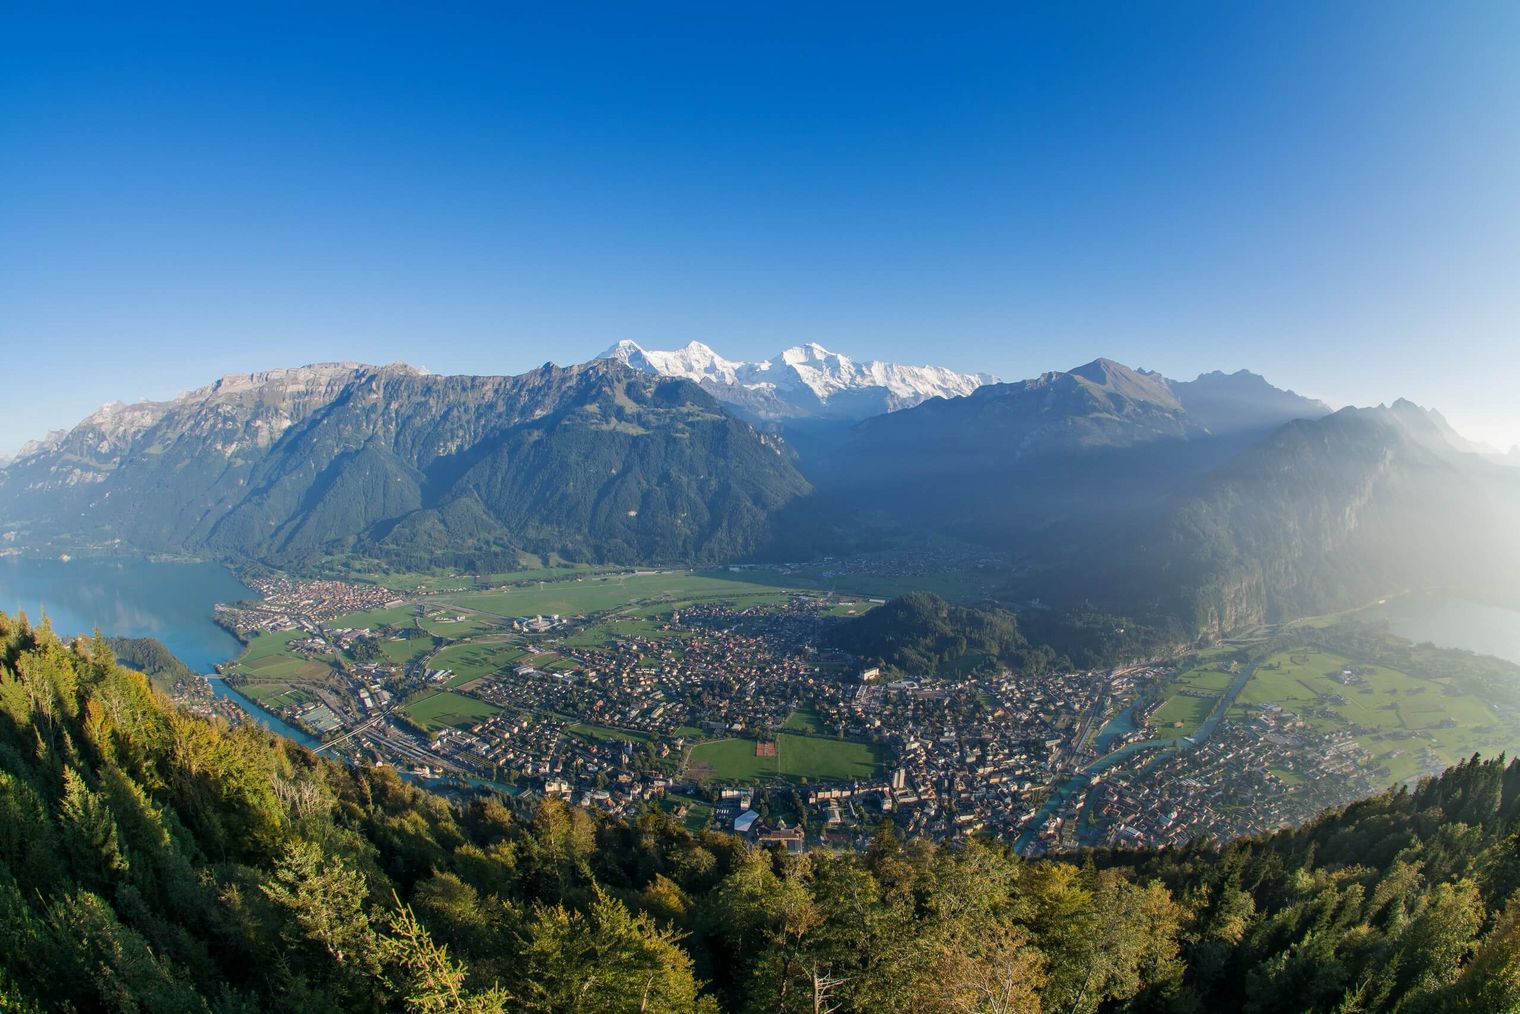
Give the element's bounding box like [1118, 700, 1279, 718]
[0, 555, 253, 674]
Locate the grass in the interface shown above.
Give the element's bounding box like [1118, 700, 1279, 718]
[566, 723, 651, 744]
[1149, 695, 1214, 737]
[662, 793, 713, 832]
[430, 642, 528, 687]
[240, 655, 333, 680]
[224, 630, 333, 681]
[339, 562, 612, 594]
[402, 691, 502, 732]
[557, 617, 692, 648]
[441, 571, 801, 619]
[418, 613, 505, 638]
[685, 733, 887, 784]
[783, 708, 827, 734]
[377, 636, 431, 667]
[327, 604, 420, 631]
[707, 563, 1002, 603]
[1231, 648, 1508, 784]
[236, 684, 315, 707]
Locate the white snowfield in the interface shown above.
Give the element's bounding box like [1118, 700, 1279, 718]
[598, 339, 995, 417]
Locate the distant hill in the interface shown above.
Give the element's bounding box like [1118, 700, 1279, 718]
[105, 636, 198, 688]
[0, 360, 810, 569]
[1172, 368, 1332, 436]
[809, 357, 1219, 557]
[825, 592, 1058, 676]
[1120, 403, 1520, 634]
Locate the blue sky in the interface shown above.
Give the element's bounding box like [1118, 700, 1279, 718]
[2, 2, 1518, 454]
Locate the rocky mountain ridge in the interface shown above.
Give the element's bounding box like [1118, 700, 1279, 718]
[0, 359, 809, 568]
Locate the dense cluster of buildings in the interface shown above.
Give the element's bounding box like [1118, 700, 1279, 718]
[214, 575, 399, 638]
[206, 573, 1428, 856]
[1024, 706, 1384, 854]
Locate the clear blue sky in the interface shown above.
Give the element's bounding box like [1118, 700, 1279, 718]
[3, 2, 1518, 454]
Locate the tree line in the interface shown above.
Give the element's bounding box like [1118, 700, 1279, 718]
[0, 609, 1516, 1011]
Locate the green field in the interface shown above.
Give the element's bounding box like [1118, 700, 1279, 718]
[225, 629, 334, 681]
[339, 562, 611, 594]
[662, 794, 714, 832]
[557, 616, 693, 648]
[711, 562, 1002, 602]
[418, 613, 506, 638]
[782, 708, 826, 734]
[442, 571, 799, 619]
[236, 683, 315, 707]
[1233, 649, 1507, 783]
[430, 641, 528, 687]
[567, 723, 651, 744]
[327, 604, 420, 631]
[377, 636, 431, 667]
[1149, 694, 1214, 737]
[402, 691, 502, 732]
[685, 733, 887, 783]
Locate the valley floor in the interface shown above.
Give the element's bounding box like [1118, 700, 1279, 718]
[199, 564, 1520, 855]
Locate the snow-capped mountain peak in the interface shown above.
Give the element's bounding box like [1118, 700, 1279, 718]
[596, 340, 995, 420]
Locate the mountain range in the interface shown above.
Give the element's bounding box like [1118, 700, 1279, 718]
[4, 346, 1518, 645]
[597, 339, 995, 420]
[0, 360, 808, 570]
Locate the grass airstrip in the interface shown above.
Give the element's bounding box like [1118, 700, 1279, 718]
[445, 571, 799, 619]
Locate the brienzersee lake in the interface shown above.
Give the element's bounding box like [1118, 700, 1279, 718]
[0, 555, 253, 674]
[1364, 593, 1520, 667]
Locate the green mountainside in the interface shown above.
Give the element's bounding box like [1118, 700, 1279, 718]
[1, 611, 1520, 1011]
[825, 591, 1060, 676]
[0, 360, 809, 569]
[104, 636, 198, 689]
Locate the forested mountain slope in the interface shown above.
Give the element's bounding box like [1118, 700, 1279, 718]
[1, 610, 1518, 1012]
[1126, 405, 1520, 634]
[824, 591, 1060, 676]
[0, 360, 809, 569]
[814, 361, 1520, 640]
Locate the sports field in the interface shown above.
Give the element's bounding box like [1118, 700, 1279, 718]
[402, 691, 502, 731]
[782, 707, 827, 734]
[685, 733, 887, 783]
[566, 723, 651, 744]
